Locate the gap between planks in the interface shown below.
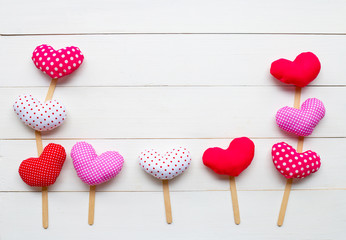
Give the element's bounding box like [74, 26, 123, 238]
[1, 189, 345, 193]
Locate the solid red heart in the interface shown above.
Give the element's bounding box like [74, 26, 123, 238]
[272, 142, 321, 179]
[202, 137, 255, 177]
[19, 143, 66, 187]
[270, 52, 321, 87]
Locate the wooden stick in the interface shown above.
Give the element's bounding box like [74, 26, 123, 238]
[229, 176, 240, 225]
[42, 186, 49, 229]
[162, 180, 172, 224]
[88, 185, 96, 225]
[45, 78, 58, 102]
[277, 87, 304, 227]
[34, 79, 58, 229]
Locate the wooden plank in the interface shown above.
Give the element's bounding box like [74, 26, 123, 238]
[0, 86, 343, 139]
[1, 35, 346, 87]
[1, 138, 344, 192]
[1, 0, 346, 34]
[1, 191, 345, 239]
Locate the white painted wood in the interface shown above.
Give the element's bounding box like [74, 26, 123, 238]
[0, 87, 343, 139]
[1, 0, 346, 238]
[1, 191, 345, 239]
[1, 0, 346, 34]
[1, 35, 346, 87]
[0, 138, 344, 192]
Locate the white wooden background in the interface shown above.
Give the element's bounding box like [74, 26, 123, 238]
[1, 0, 346, 239]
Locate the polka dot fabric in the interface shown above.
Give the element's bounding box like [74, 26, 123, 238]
[32, 44, 84, 79]
[272, 142, 321, 179]
[139, 147, 191, 180]
[13, 94, 66, 131]
[71, 142, 124, 186]
[18, 143, 66, 187]
[276, 98, 325, 137]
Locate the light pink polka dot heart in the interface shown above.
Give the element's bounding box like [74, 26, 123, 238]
[272, 142, 321, 179]
[71, 142, 124, 186]
[13, 94, 66, 132]
[139, 147, 191, 180]
[32, 44, 84, 79]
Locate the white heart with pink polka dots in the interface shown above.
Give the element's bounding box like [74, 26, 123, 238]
[32, 44, 84, 79]
[139, 147, 192, 180]
[13, 94, 66, 132]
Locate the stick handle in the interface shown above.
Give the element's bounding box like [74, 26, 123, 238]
[277, 178, 293, 226]
[42, 186, 48, 229]
[88, 185, 96, 225]
[162, 180, 172, 224]
[35, 79, 58, 229]
[229, 176, 240, 224]
[277, 86, 304, 227]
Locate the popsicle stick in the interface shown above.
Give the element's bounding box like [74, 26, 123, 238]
[88, 185, 96, 225]
[34, 78, 58, 229]
[42, 186, 49, 229]
[277, 86, 304, 227]
[45, 78, 58, 101]
[229, 176, 240, 224]
[162, 180, 172, 224]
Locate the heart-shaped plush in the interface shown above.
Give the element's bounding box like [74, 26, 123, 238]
[32, 44, 84, 79]
[202, 137, 255, 177]
[276, 98, 325, 137]
[13, 94, 66, 131]
[139, 147, 191, 180]
[270, 52, 321, 87]
[19, 143, 66, 187]
[71, 142, 124, 185]
[272, 142, 321, 179]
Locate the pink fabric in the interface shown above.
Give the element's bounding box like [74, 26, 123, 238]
[32, 44, 84, 79]
[276, 98, 325, 137]
[272, 142, 321, 179]
[71, 142, 124, 185]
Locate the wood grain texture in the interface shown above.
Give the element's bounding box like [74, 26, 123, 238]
[1, 0, 345, 238]
[1, 0, 346, 34]
[1, 35, 346, 87]
[0, 87, 343, 139]
[1, 191, 345, 239]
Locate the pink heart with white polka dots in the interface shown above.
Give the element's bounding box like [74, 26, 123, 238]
[32, 44, 84, 79]
[272, 142, 321, 179]
[139, 147, 191, 180]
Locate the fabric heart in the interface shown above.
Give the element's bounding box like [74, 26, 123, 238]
[139, 147, 191, 180]
[32, 44, 84, 79]
[71, 142, 124, 185]
[276, 98, 325, 137]
[19, 143, 66, 187]
[272, 142, 321, 179]
[202, 137, 255, 177]
[13, 94, 66, 132]
[270, 52, 321, 87]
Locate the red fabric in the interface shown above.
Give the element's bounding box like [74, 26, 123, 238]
[202, 137, 255, 177]
[272, 142, 321, 179]
[270, 52, 321, 87]
[19, 143, 66, 187]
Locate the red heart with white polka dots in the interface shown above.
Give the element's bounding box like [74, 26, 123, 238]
[139, 147, 191, 180]
[13, 94, 66, 132]
[272, 142, 321, 179]
[32, 44, 84, 79]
